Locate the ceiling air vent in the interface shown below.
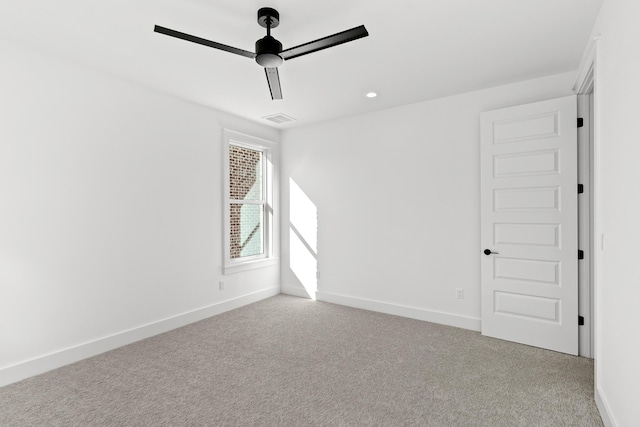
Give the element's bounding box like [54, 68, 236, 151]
[262, 113, 296, 124]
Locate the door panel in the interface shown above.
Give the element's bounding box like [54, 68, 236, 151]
[494, 292, 560, 322]
[494, 223, 560, 247]
[493, 149, 559, 178]
[480, 95, 578, 355]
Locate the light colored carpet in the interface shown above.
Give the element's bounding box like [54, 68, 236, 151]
[0, 295, 602, 426]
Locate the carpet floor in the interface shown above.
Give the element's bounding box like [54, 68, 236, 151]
[0, 295, 603, 426]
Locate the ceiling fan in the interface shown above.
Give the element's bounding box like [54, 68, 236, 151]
[154, 7, 369, 100]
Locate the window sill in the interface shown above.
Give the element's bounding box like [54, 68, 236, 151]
[224, 258, 279, 275]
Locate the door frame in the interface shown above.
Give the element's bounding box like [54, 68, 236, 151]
[577, 88, 594, 358]
[574, 39, 598, 360]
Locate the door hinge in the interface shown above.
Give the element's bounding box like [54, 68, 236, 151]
[578, 250, 584, 260]
[579, 316, 585, 326]
[578, 184, 584, 194]
[577, 117, 584, 128]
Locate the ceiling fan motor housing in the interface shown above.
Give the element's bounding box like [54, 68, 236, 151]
[255, 8, 283, 67]
[255, 36, 283, 67]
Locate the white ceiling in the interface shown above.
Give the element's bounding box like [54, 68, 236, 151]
[0, 0, 602, 129]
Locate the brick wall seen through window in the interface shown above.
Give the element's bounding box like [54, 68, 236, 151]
[229, 144, 264, 259]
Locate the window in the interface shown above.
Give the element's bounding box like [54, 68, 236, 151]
[229, 144, 265, 259]
[223, 130, 277, 273]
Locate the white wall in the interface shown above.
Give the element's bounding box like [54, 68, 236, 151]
[0, 39, 279, 386]
[280, 72, 576, 329]
[590, 1, 640, 425]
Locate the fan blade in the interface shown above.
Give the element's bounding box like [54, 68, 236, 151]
[280, 25, 368, 61]
[154, 25, 256, 59]
[265, 68, 283, 100]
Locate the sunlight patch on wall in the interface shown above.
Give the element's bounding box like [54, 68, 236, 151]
[289, 178, 317, 298]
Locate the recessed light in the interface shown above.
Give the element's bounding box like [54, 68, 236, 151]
[365, 92, 378, 98]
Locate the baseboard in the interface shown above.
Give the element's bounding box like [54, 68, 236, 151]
[280, 285, 315, 299]
[316, 291, 481, 332]
[0, 286, 280, 388]
[595, 386, 617, 427]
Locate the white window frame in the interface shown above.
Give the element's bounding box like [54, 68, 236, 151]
[222, 129, 278, 274]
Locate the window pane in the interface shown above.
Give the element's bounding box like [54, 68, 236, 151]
[230, 204, 264, 259]
[229, 145, 263, 201]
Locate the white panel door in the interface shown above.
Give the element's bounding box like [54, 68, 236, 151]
[480, 95, 578, 355]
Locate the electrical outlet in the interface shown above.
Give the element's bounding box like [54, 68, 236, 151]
[456, 288, 464, 300]
[219, 281, 225, 291]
